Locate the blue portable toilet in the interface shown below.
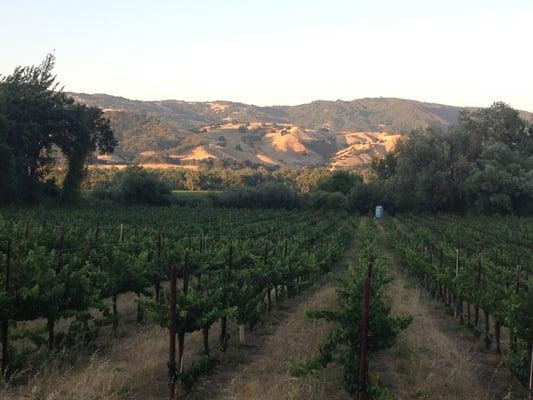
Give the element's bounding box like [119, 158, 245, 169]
[375, 205, 384, 219]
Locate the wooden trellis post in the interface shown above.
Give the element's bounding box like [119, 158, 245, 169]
[358, 247, 373, 400]
[524, 263, 533, 400]
[1, 241, 11, 378]
[168, 263, 177, 400]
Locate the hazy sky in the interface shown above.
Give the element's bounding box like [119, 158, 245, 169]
[1, 0, 532, 110]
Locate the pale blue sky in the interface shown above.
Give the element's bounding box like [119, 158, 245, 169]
[1, 0, 532, 110]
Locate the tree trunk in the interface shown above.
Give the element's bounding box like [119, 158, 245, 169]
[494, 320, 501, 354]
[484, 309, 491, 349]
[154, 281, 161, 304]
[61, 149, 88, 203]
[459, 298, 464, 325]
[47, 317, 55, 351]
[177, 331, 185, 374]
[527, 343, 533, 400]
[1, 320, 7, 377]
[202, 325, 209, 356]
[112, 294, 118, 338]
[136, 293, 144, 324]
[474, 304, 480, 333]
[239, 324, 246, 345]
[219, 316, 227, 351]
[266, 288, 272, 311]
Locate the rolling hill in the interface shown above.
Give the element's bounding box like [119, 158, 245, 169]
[69, 93, 531, 169]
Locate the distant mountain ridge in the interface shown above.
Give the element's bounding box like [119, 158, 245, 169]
[69, 94, 470, 131]
[69, 93, 533, 169]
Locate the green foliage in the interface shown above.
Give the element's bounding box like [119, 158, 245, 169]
[371, 152, 397, 180]
[0, 55, 116, 204]
[0, 205, 358, 379]
[386, 214, 533, 384]
[57, 164, 333, 195]
[372, 102, 533, 215]
[459, 102, 532, 152]
[106, 112, 183, 161]
[178, 356, 219, 390]
[301, 190, 347, 209]
[92, 166, 172, 205]
[507, 283, 533, 342]
[241, 127, 267, 145]
[317, 170, 362, 195]
[48, 98, 533, 216]
[346, 182, 385, 214]
[506, 341, 531, 384]
[59, 104, 116, 203]
[210, 182, 300, 209]
[466, 142, 531, 214]
[295, 220, 411, 395]
[54, 92, 533, 216]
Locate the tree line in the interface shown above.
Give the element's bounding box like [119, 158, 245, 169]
[58, 163, 332, 193]
[371, 103, 533, 215]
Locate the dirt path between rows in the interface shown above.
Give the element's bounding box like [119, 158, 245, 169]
[373, 220, 527, 400]
[193, 225, 364, 400]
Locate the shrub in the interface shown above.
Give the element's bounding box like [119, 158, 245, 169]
[210, 182, 300, 209]
[317, 170, 363, 195]
[92, 166, 172, 205]
[301, 191, 347, 209]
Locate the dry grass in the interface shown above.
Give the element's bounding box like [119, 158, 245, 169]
[194, 232, 361, 400]
[1, 326, 167, 400]
[0, 281, 342, 400]
[1, 291, 171, 400]
[267, 129, 313, 153]
[374, 274, 488, 399]
[1, 231, 362, 400]
[216, 286, 347, 400]
[330, 132, 402, 170]
[372, 222, 527, 400]
[87, 163, 199, 170]
[179, 145, 219, 161]
[256, 153, 280, 165]
[208, 103, 229, 112]
[1, 302, 236, 399]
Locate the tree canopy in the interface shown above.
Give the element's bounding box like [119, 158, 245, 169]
[0, 54, 116, 203]
[371, 102, 533, 215]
